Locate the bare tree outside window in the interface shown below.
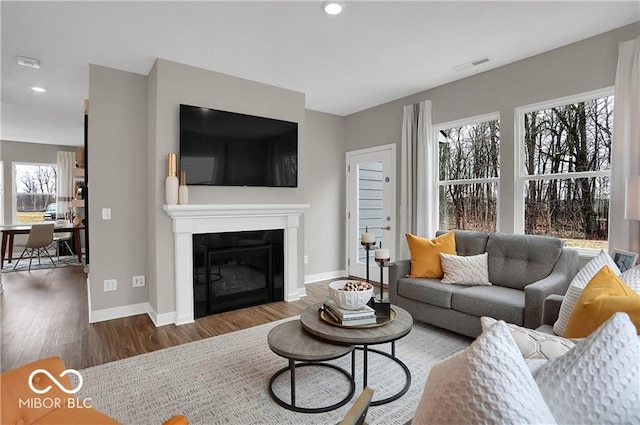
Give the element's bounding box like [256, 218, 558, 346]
[522, 95, 613, 249]
[15, 164, 57, 223]
[438, 118, 500, 232]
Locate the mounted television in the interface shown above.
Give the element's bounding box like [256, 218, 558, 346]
[179, 104, 298, 187]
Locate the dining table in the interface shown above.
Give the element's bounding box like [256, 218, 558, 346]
[0, 223, 84, 268]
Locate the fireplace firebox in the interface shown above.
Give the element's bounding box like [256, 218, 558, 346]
[192, 230, 284, 318]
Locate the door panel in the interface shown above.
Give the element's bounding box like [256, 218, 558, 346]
[347, 145, 396, 282]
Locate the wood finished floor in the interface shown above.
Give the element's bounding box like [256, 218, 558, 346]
[1, 266, 339, 372]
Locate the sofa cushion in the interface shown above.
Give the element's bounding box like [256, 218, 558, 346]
[440, 252, 491, 286]
[436, 229, 489, 256]
[563, 266, 640, 338]
[553, 250, 621, 336]
[397, 277, 467, 308]
[481, 316, 575, 360]
[413, 320, 556, 424]
[452, 285, 525, 325]
[486, 233, 562, 290]
[406, 231, 456, 278]
[534, 313, 640, 425]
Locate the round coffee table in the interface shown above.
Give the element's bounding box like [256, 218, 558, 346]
[300, 303, 413, 406]
[267, 319, 356, 413]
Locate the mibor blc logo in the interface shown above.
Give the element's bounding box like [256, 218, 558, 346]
[20, 368, 92, 409]
[28, 368, 83, 394]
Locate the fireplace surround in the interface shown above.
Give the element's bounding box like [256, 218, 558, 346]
[164, 204, 310, 325]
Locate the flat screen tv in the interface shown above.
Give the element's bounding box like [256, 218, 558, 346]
[179, 104, 298, 187]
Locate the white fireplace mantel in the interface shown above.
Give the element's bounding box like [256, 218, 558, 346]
[164, 204, 310, 325]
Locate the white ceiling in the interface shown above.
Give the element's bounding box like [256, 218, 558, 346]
[2, 1, 639, 147]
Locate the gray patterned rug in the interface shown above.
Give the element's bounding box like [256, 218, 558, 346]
[76, 318, 470, 425]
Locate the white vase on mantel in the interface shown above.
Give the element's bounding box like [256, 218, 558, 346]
[165, 153, 179, 205]
[178, 171, 189, 205]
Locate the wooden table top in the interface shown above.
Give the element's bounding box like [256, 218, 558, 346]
[300, 303, 413, 345]
[267, 319, 354, 361]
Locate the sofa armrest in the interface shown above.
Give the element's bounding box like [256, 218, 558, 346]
[542, 294, 565, 326]
[523, 247, 578, 329]
[388, 260, 411, 304]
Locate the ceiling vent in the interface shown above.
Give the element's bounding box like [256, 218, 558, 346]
[16, 56, 40, 69]
[452, 57, 490, 72]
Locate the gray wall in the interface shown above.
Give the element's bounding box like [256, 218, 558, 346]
[303, 110, 345, 278]
[344, 22, 640, 252]
[88, 64, 149, 310]
[0, 140, 75, 224]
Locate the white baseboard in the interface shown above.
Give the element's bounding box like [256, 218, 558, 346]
[89, 302, 150, 323]
[147, 305, 176, 327]
[304, 270, 346, 284]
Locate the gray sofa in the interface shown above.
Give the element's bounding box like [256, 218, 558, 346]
[388, 230, 579, 338]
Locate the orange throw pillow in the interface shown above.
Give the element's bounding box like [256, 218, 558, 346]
[564, 265, 640, 338]
[406, 231, 456, 278]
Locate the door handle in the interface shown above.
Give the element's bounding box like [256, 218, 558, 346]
[383, 226, 391, 231]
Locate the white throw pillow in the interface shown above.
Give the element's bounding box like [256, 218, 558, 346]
[620, 265, 640, 295]
[439, 252, 491, 286]
[553, 250, 620, 336]
[412, 320, 556, 425]
[535, 313, 640, 424]
[481, 316, 574, 360]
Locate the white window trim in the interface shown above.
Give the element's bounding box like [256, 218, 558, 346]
[513, 87, 614, 252]
[13, 161, 57, 224]
[434, 111, 501, 231]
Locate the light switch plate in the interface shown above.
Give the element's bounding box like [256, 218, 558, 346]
[102, 208, 111, 220]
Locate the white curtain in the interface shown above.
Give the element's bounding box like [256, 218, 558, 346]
[399, 100, 435, 260]
[57, 151, 75, 220]
[610, 36, 640, 254]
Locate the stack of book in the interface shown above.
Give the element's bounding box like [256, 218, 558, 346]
[323, 300, 377, 326]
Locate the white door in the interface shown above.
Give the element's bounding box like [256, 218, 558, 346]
[346, 144, 396, 282]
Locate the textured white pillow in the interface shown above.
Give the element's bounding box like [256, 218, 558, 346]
[620, 265, 640, 295]
[553, 250, 620, 336]
[481, 316, 574, 360]
[535, 313, 640, 424]
[413, 320, 556, 424]
[439, 252, 491, 286]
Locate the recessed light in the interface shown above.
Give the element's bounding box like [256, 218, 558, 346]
[321, 1, 345, 15]
[31, 86, 46, 93]
[17, 56, 41, 69]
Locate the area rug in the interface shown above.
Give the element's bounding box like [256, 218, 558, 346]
[75, 318, 470, 425]
[3, 254, 82, 271]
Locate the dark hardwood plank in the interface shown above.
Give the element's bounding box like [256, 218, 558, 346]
[1, 266, 336, 371]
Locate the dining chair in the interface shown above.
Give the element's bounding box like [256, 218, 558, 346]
[53, 232, 74, 260]
[13, 223, 57, 271]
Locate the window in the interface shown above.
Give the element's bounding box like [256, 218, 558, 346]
[516, 89, 613, 250]
[14, 163, 57, 223]
[436, 114, 500, 232]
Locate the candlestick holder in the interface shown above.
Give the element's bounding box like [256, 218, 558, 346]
[361, 241, 376, 284]
[371, 257, 392, 319]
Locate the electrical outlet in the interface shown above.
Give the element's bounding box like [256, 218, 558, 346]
[104, 279, 117, 291]
[304, 255, 309, 264]
[133, 275, 145, 287]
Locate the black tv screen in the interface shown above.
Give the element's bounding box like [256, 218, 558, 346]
[179, 104, 298, 187]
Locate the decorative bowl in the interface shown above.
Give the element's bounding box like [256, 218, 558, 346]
[328, 280, 374, 310]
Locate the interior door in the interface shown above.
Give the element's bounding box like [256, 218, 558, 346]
[346, 145, 396, 282]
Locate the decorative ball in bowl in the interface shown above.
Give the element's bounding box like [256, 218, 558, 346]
[328, 280, 374, 310]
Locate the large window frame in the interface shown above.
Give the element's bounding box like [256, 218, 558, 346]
[514, 87, 614, 254]
[12, 161, 58, 224]
[434, 112, 501, 232]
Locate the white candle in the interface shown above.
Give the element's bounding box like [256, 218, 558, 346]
[361, 232, 375, 243]
[375, 248, 390, 260]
